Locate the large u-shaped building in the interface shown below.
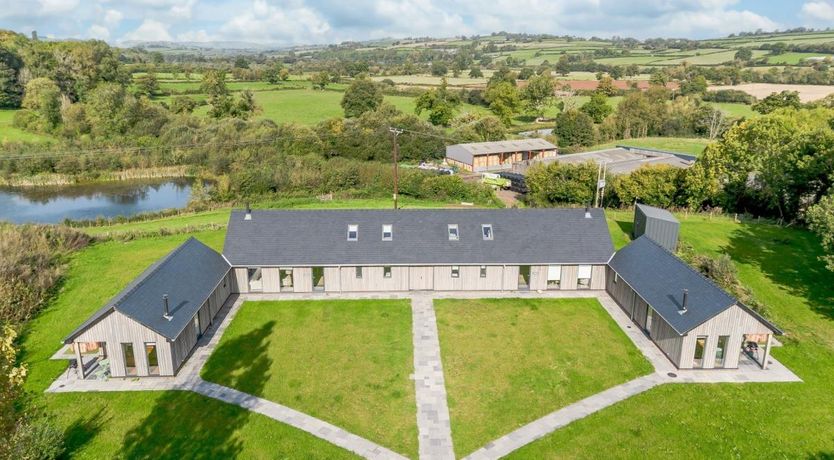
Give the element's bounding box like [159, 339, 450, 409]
[63, 207, 781, 379]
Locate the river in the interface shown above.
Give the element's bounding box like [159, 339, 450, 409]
[0, 178, 196, 224]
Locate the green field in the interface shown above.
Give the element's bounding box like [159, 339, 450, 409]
[435, 297, 652, 457]
[586, 136, 713, 156]
[764, 52, 834, 65]
[203, 299, 417, 458]
[0, 109, 52, 143]
[712, 101, 757, 118]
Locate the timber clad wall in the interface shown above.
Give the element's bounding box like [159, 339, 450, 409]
[75, 311, 173, 378]
[678, 304, 771, 369]
[231, 264, 606, 293]
[606, 265, 773, 369]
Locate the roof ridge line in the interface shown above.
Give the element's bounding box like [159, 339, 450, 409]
[112, 237, 198, 310]
[638, 235, 737, 305]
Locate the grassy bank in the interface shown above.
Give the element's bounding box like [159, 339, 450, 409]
[585, 137, 713, 156]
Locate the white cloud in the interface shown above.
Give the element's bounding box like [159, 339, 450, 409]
[103, 9, 124, 27]
[38, 0, 79, 14]
[170, 0, 198, 18]
[219, 0, 332, 44]
[88, 24, 110, 40]
[801, 1, 834, 21]
[121, 19, 173, 42]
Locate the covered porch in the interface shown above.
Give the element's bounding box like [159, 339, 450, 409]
[51, 341, 111, 381]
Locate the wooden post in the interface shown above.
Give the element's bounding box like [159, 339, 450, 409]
[761, 334, 772, 370]
[74, 342, 85, 379]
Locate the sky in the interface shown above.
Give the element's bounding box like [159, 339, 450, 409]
[0, 0, 828, 46]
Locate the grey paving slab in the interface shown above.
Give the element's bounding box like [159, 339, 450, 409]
[411, 295, 455, 460]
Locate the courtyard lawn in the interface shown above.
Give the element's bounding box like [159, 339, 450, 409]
[20, 231, 357, 459]
[434, 298, 653, 457]
[202, 299, 419, 458]
[509, 211, 834, 458]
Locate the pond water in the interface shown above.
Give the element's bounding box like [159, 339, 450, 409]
[0, 178, 195, 224]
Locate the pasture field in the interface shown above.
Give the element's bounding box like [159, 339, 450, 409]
[764, 52, 834, 65]
[0, 110, 53, 143]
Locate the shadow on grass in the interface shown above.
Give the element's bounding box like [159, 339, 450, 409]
[615, 219, 634, 238]
[724, 222, 834, 323]
[120, 321, 275, 458]
[62, 408, 108, 458]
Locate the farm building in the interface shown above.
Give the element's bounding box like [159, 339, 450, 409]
[445, 139, 557, 172]
[63, 208, 782, 378]
[513, 145, 696, 175]
[62, 238, 233, 379]
[633, 203, 680, 252]
[223, 208, 613, 293]
[606, 236, 781, 369]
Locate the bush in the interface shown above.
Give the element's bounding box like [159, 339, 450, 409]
[525, 161, 599, 207]
[702, 89, 755, 104]
[608, 165, 683, 208]
[553, 110, 596, 147]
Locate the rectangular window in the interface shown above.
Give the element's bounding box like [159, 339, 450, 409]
[448, 224, 459, 241]
[382, 224, 393, 241]
[122, 343, 137, 377]
[694, 336, 708, 368]
[451, 266, 460, 278]
[247, 267, 263, 292]
[715, 335, 729, 368]
[547, 265, 561, 289]
[145, 343, 159, 376]
[355, 266, 363, 279]
[482, 224, 493, 240]
[383, 266, 392, 278]
[347, 224, 358, 241]
[613, 273, 619, 284]
[192, 315, 201, 338]
[645, 307, 654, 336]
[577, 264, 592, 289]
[480, 265, 487, 278]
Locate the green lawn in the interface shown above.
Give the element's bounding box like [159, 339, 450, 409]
[81, 196, 469, 236]
[0, 109, 52, 143]
[510, 211, 834, 458]
[202, 299, 418, 458]
[585, 136, 713, 156]
[19, 231, 357, 458]
[435, 298, 653, 457]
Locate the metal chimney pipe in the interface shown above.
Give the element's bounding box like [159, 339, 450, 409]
[244, 202, 252, 221]
[681, 289, 688, 313]
[584, 205, 592, 219]
[163, 294, 171, 319]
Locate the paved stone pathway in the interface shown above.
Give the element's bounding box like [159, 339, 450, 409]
[411, 295, 456, 460]
[462, 373, 667, 460]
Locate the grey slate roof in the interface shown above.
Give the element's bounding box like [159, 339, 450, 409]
[63, 237, 230, 344]
[608, 236, 778, 335]
[636, 203, 678, 223]
[446, 139, 557, 165]
[223, 208, 614, 267]
[609, 236, 782, 335]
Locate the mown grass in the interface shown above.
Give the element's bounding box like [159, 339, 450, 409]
[435, 297, 653, 457]
[80, 196, 470, 236]
[19, 231, 358, 458]
[202, 299, 418, 458]
[585, 136, 713, 156]
[510, 211, 834, 458]
[0, 109, 52, 143]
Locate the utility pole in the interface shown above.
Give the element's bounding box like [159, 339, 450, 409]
[389, 127, 404, 210]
